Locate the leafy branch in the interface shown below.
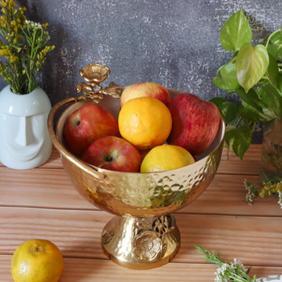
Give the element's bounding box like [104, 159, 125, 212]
[211, 9, 282, 160]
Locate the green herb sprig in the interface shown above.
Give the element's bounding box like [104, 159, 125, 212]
[211, 9, 282, 160]
[195, 245, 256, 282]
[0, 0, 55, 94]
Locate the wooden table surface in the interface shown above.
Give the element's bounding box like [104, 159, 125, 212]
[1, 144, 282, 281]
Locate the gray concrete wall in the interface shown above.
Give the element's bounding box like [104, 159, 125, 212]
[2, 0, 282, 142]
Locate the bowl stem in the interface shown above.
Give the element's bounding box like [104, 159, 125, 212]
[101, 214, 180, 269]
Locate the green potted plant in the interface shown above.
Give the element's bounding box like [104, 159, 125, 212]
[211, 9, 282, 183]
[0, 0, 55, 170]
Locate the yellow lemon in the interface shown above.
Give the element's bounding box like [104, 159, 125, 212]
[140, 144, 195, 172]
[118, 97, 172, 150]
[11, 239, 64, 282]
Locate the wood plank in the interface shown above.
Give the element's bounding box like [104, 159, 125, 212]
[1, 255, 281, 282]
[1, 207, 281, 267]
[184, 174, 282, 216]
[38, 145, 64, 169]
[0, 167, 95, 210]
[218, 144, 262, 175]
[176, 213, 282, 267]
[59, 261, 282, 282]
[0, 255, 217, 282]
[1, 167, 281, 216]
[0, 207, 110, 259]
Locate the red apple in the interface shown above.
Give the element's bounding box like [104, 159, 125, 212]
[120, 82, 171, 108]
[139, 148, 151, 162]
[167, 93, 221, 155]
[82, 136, 141, 172]
[64, 104, 120, 157]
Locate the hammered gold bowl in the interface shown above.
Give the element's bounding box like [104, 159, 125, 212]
[48, 87, 225, 270]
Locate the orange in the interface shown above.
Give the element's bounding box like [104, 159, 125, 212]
[11, 239, 64, 282]
[140, 144, 195, 172]
[118, 97, 172, 150]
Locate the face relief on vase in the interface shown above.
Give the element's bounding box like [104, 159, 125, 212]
[0, 86, 52, 170]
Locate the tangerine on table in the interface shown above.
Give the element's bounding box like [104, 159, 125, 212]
[140, 144, 195, 172]
[11, 239, 64, 282]
[118, 97, 172, 150]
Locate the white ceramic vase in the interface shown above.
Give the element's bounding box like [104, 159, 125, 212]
[257, 275, 282, 282]
[0, 85, 52, 170]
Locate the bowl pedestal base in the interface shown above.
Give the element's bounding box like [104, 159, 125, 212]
[101, 214, 180, 269]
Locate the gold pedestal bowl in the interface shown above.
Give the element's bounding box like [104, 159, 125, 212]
[47, 64, 225, 270]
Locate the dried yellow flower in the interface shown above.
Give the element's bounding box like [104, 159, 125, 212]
[0, 0, 54, 94]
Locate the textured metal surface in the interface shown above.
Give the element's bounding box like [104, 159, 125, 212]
[101, 214, 180, 269]
[48, 87, 225, 268]
[76, 63, 124, 103]
[51, 88, 225, 216]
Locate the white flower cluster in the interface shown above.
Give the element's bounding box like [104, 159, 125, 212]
[214, 263, 230, 282]
[234, 258, 248, 272]
[25, 20, 42, 29]
[278, 191, 282, 209]
[214, 259, 248, 282]
[244, 179, 256, 205]
[24, 20, 50, 40]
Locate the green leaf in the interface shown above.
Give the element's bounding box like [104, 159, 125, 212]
[239, 100, 276, 122]
[220, 9, 252, 51]
[246, 266, 252, 275]
[213, 63, 241, 90]
[210, 97, 238, 124]
[225, 125, 252, 160]
[267, 43, 282, 61]
[261, 108, 279, 121]
[257, 81, 282, 118]
[270, 30, 282, 45]
[236, 43, 269, 93]
[218, 102, 238, 124]
[209, 97, 226, 107]
[268, 30, 282, 61]
[266, 53, 279, 89]
[278, 73, 282, 94]
[236, 87, 263, 113]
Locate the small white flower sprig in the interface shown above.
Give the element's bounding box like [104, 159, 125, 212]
[245, 178, 282, 208]
[21, 20, 54, 93]
[195, 245, 257, 282]
[24, 20, 50, 39]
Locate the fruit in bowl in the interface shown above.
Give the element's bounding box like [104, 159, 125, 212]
[63, 86, 221, 173]
[118, 96, 172, 151]
[141, 144, 195, 172]
[64, 103, 120, 157]
[167, 93, 221, 155]
[82, 136, 142, 172]
[120, 82, 171, 108]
